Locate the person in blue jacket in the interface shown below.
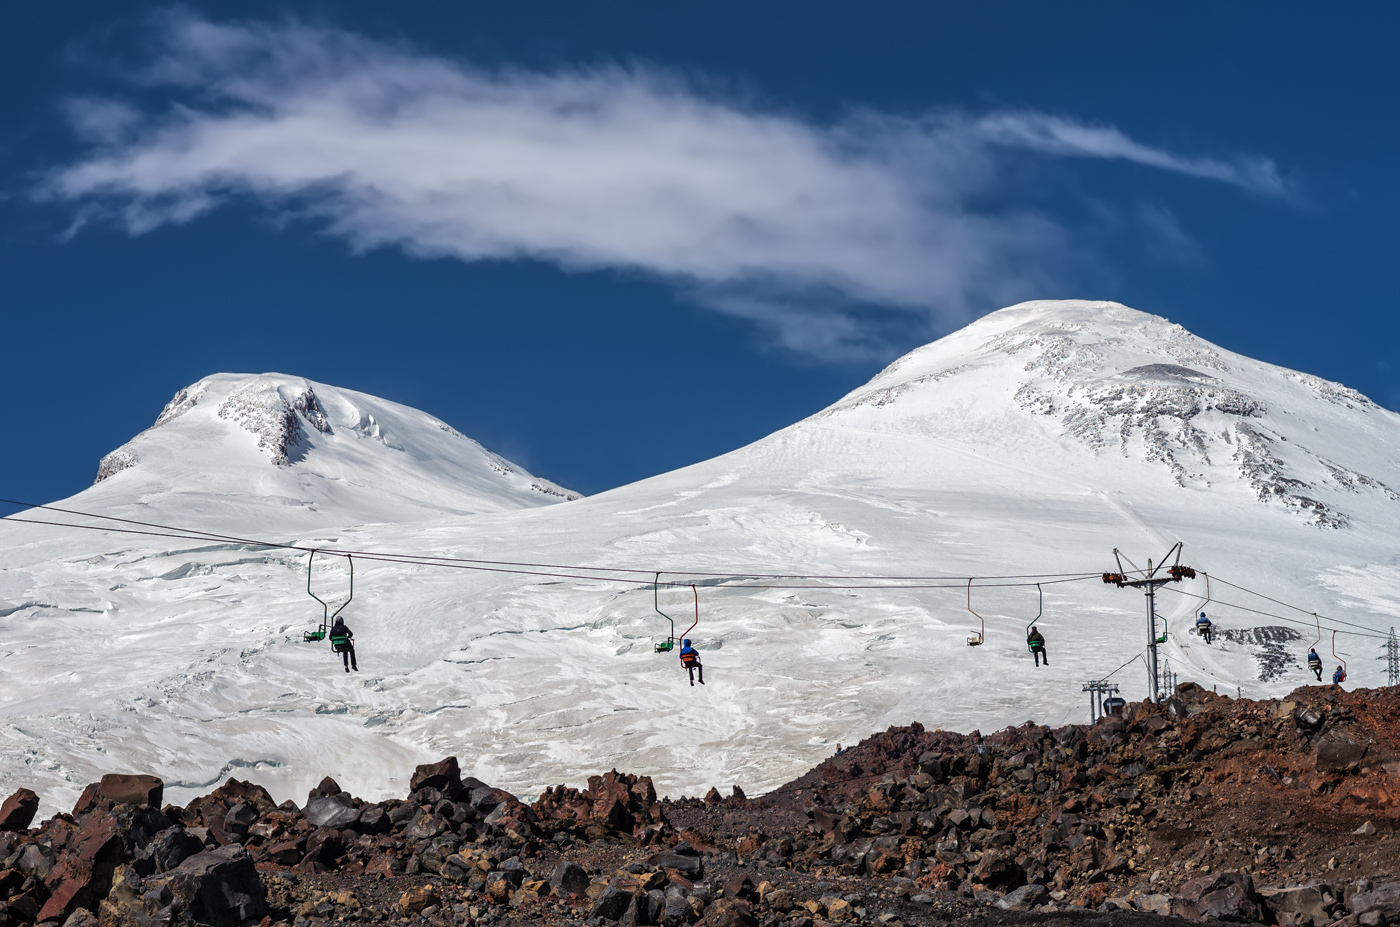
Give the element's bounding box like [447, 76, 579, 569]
[1195, 611, 1213, 644]
[1307, 648, 1323, 681]
[679, 638, 704, 686]
[1333, 665, 1346, 685]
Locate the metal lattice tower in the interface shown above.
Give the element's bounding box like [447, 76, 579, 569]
[1388, 627, 1399, 687]
[1158, 657, 1179, 696]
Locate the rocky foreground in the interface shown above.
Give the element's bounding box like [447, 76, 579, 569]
[3, 682, 1400, 927]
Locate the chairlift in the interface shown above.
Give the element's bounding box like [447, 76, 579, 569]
[966, 578, 984, 647]
[1192, 573, 1213, 642]
[1103, 696, 1127, 715]
[651, 573, 677, 653]
[1024, 583, 1045, 655]
[1332, 630, 1347, 684]
[1306, 612, 1323, 681]
[303, 549, 353, 645]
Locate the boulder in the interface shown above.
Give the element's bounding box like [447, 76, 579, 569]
[410, 757, 463, 794]
[0, 788, 39, 832]
[398, 884, 439, 916]
[1317, 733, 1368, 773]
[652, 851, 704, 880]
[356, 805, 390, 836]
[1174, 870, 1264, 922]
[148, 844, 266, 927]
[1348, 882, 1400, 921]
[550, 861, 590, 897]
[37, 809, 129, 922]
[305, 826, 346, 866]
[997, 884, 1050, 911]
[138, 826, 205, 873]
[307, 775, 342, 804]
[74, 774, 163, 813]
[971, 849, 1025, 891]
[590, 885, 634, 921]
[662, 886, 694, 926]
[221, 801, 259, 840]
[62, 908, 100, 927]
[1260, 883, 1333, 924]
[305, 794, 361, 830]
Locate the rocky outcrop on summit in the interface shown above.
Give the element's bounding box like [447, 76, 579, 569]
[217, 378, 333, 467]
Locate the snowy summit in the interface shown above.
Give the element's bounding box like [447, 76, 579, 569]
[4, 301, 1400, 816]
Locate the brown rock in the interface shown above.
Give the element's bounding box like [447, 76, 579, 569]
[74, 775, 164, 814]
[410, 757, 462, 794]
[268, 838, 304, 865]
[486, 876, 513, 904]
[0, 788, 39, 832]
[1316, 733, 1367, 774]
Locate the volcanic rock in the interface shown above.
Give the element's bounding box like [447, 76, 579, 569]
[0, 789, 39, 832]
[1174, 870, 1264, 922]
[410, 757, 463, 794]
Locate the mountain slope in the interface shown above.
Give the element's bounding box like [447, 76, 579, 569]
[4, 302, 1399, 816]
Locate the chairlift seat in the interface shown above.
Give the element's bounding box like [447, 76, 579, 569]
[304, 629, 326, 642]
[654, 640, 675, 653]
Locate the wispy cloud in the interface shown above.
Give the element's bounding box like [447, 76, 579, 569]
[39, 12, 1291, 359]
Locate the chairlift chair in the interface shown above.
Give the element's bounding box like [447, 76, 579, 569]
[966, 578, 984, 647]
[1024, 583, 1045, 654]
[652, 573, 676, 653]
[304, 550, 353, 647]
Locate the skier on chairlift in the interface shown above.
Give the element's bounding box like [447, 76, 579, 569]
[1195, 611, 1214, 644]
[1307, 648, 1323, 681]
[1027, 626, 1048, 666]
[679, 638, 704, 686]
[1333, 665, 1347, 685]
[331, 616, 358, 673]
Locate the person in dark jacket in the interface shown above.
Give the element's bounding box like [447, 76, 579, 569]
[1307, 648, 1323, 681]
[330, 616, 358, 672]
[679, 638, 704, 686]
[1027, 626, 1048, 666]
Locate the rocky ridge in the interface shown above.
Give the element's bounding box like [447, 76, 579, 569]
[6, 684, 1400, 926]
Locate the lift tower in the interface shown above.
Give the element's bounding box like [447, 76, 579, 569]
[1103, 542, 1196, 704]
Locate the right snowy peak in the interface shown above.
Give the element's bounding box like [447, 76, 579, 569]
[820, 300, 1399, 528]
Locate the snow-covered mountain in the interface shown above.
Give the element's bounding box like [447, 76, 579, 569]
[5, 302, 1400, 817]
[89, 372, 578, 528]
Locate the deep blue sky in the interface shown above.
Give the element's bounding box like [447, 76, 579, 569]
[3, 3, 1396, 503]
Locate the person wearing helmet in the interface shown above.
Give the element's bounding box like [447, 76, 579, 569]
[679, 638, 704, 686]
[1027, 626, 1048, 666]
[1195, 611, 1213, 644]
[1307, 648, 1323, 681]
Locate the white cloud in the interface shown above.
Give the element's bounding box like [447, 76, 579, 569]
[39, 13, 1290, 359]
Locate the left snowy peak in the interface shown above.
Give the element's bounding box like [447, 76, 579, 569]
[86, 373, 579, 530]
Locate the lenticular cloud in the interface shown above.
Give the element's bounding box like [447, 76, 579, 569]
[41, 13, 1288, 358]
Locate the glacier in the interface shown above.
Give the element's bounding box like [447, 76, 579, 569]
[4, 300, 1400, 817]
